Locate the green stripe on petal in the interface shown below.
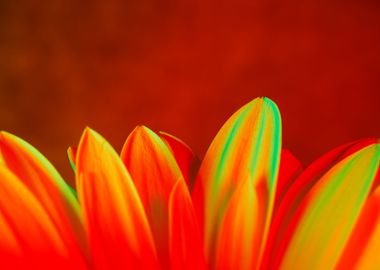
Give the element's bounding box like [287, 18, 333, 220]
[279, 144, 380, 269]
[194, 97, 281, 266]
[0, 132, 88, 263]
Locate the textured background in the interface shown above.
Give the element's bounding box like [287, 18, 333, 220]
[1, 0, 379, 183]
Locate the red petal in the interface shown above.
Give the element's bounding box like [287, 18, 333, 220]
[168, 180, 206, 270]
[160, 131, 200, 191]
[274, 149, 303, 210]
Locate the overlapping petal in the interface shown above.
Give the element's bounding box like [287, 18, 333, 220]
[215, 177, 259, 269]
[274, 149, 303, 209]
[76, 128, 159, 269]
[0, 132, 88, 265]
[262, 138, 378, 269]
[274, 143, 380, 269]
[121, 126, 184, 268]
[0, 166, 83, 269]
[160, 131, 200, 191]
[0, 97, 379, 270]
[168, 180, 206, 270]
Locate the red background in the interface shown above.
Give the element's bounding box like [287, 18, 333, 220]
[0, 0, 379, 183]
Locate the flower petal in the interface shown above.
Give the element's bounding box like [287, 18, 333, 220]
[278, 143, 380, 269]
[121, 125, 183, 268]
[76, 128, 159, 269]
[336, 174, 380, 269]
[168, 180, 206, 270]
[215, 150, 301, 270]
[215, 178, 259, 270]
[67, 146, 77, 172]
[274, 149, 303, 209]
[262, 138, 377, 269]
[0, 166, 85, 268]
[193, 97, 281, 266]
[0, 132, 88, 263]
[160, 131, 200, 191]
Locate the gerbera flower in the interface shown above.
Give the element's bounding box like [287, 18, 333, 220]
[0, 97, 379, 270]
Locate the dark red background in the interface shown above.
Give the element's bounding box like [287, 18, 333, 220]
[1, 0, 379, 183]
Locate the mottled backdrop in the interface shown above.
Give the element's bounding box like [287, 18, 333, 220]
[1, 0, 379, 183]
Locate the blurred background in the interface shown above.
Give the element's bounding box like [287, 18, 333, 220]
[0, 0, 379, 183]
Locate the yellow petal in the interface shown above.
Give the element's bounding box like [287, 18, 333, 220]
[121, 125, 183, 268]
[263, 139, 377, 269]
[0, 132, 87, 262]
[215, 178, 259, 270]
[279, 144, 380, 269]
[350, 186, 380, 270]
[193, 97, 282, 266]
[336, 183, 380, 269]
[76, 128, 159, 269]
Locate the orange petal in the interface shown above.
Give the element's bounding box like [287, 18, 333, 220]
[0, 166, 86, 268]
[193, 97, 282, 266]
[262, 138, 377, 269]
[215, 178, 259, 270]
[168, 180, 206, 270]
[0, 132, 88, 263]
[277, 143, 380, 269]
[121, 125, 183, 268]
[160, 131, 200, 191]
[336, 173, 380, 269]
[76, 128, 159, 269]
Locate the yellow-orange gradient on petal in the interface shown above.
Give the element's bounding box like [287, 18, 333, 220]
[0, 97, 379, 270]
[76, 128, 159, 269]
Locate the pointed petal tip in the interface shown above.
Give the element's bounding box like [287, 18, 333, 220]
[248, 97, 265, 105]
[0, 131, 17, 143]
[82, 126, 95, 137]
[77, 128, 108, 172]
[126, 126, 158, 142]
[79, 127, 103, 147]
[159, 131, 195, 153]
[83, 126, 91, 132]
[78, 127, 92, 145]
[75, 127, 159, 268]
[249, 96, 271, 102]
[244, 97, 279, 113]
[67, 146, 75, 154]
[126, 126, 167, 149]
[0, 130, 12, 136]
[134, 125, 154, 134]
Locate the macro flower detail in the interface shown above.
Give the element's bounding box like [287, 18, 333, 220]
[0, 97, 379, 270]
